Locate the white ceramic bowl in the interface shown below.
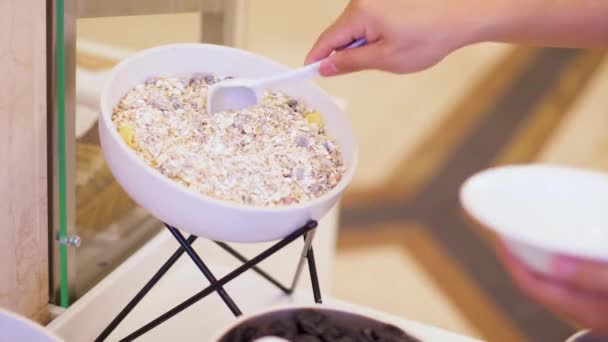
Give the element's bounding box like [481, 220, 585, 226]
[0, 309, 62, 342]
[460, 164, 608, 275]
[99, 44, 357, 242]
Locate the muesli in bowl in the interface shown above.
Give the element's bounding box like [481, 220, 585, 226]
[112, 73, 344, 207]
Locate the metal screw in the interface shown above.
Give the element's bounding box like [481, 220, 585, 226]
[57, 234, 81, 248]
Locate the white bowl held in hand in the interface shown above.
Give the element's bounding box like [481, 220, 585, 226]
[460, 164, 608, 275]
[99, 44, 357, 243]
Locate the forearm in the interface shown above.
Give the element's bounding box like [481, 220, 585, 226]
[306, 0, 607, 76]
[472, 0, 608, 47]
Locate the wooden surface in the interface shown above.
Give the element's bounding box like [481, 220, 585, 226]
[540, 57, 608, 170]
[0, 0, 49, 323]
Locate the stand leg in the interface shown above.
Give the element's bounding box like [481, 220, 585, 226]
[214, 241, 291, 294]
[119, 221, 317, 342]
[165, 224, 242, 317]
[289, 229, 317, 291]
[306, 244, 322, 304]
[95, 235, 197, 342]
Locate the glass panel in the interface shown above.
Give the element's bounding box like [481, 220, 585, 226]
[51, 0, 241, 304]
[54, 0, 70, 308]
[73, 13, 202, 297]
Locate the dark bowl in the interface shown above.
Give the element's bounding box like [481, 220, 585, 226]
[213, 305, 422, 342]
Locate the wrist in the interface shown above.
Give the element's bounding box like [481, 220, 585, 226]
[465, 0, 547, 44]
[443, 0, 507, 49]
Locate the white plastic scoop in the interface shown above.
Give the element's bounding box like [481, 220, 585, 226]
[207, 38, 367, 114]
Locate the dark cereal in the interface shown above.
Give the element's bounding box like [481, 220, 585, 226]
[219, 309, 419, 342]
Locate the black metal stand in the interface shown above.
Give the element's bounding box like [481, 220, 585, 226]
[95, 220, 321, 342]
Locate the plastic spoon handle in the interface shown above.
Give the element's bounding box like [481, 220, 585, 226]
[255, 38, 367, 89]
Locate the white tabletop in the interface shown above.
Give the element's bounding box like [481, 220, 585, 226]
[48, 226, 479, 342]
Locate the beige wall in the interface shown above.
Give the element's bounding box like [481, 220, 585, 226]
[77, 13, 201, 50]
[0, 0, 49, 323]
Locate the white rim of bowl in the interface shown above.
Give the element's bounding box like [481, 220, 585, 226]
[100, 43, 358, 214]
[565, 330, 591, 342]
[0, 309, 63, 342]
[460, 163, 608, 261]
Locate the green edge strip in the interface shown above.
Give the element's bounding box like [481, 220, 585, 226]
[56, 0, 70, 308]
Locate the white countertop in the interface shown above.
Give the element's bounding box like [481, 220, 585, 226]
[47, 212, 479, 342]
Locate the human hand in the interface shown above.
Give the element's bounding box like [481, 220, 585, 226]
[305, 0, 484, 76]
[496, 242, 608, 333]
